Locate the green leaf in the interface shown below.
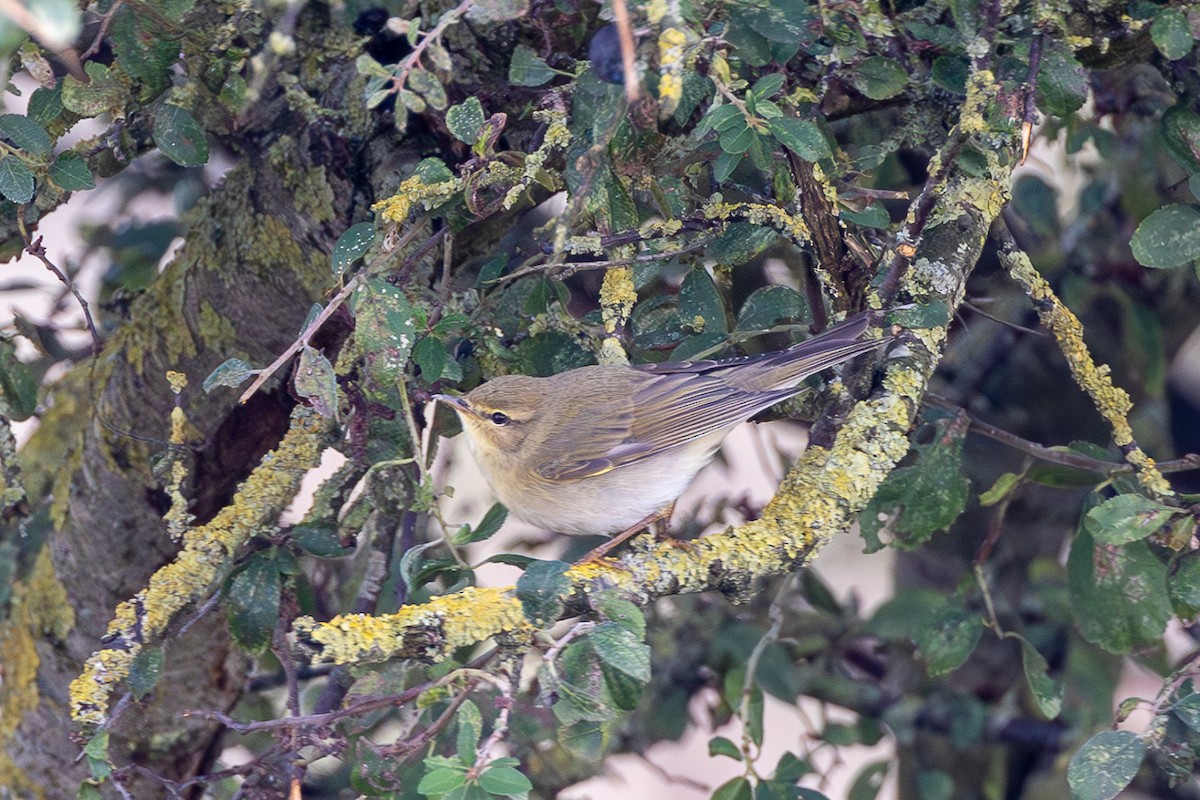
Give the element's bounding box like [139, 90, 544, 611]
[847, 761, 889, 800]
[751, 73, 784, 99]
[979, 472, 1021, 507]
[767, 116, 830, 162]
[515, 330, 593, 377]
[418, 766, 468, 795]
[0, 339, 38, 420]
[1066, 731, 1145, 800]
[1130, 204, 1200, 269]
[1172, 693, 1200, 732]
[477, 765, 533, 795]
[27, 84, 63, 126]
[859, 418, 971, 552]
[110, 5, 175, 94]
[0, 156, 35, 203]
[1018, 638, 1063, 719]
[509, 44, 554, 86]
[331, 222, 374, 275]
[295, 346, 338, 418]
[1169, 550, 1200, 618]
[1067, 530, 1171, 652]
[679, 268, 727, 335]
[153, 104, 209, 167]
[452, 503, 508, 545]
[931, 55, 968, 94]
[592, 594, 645, 638]
[1037, 42, 1088, 116]
[83, 731, 111, 780]
[225, 553, 282, 653]
[712, 149, 741, 184]
[708, 735, 742, 760]
[445, 782, 492, 800]
[78, 781, 104, 799]
[913, 602, 982, 676]
[290, 522, 351, 557]
[1151, 7, 1193, 61]
[1162, 107, 1200, 173]
[49, 152, 94, 191]
[697, 103, 741, 137]
[413, 335, 450, 384]
[589, 622, 650, 682]
[0, 114, 51, 157]
[712, 777, 753, 800]
[848, 56, 908, 100]
[515, 559, 571, 625]
[456, 700, 481, 762]
[735, 285, 810, 331]
[739, 3, 813, 46]
[127, 647, 163, 700]
[840, 204, 890, 229]
[447, 97, 486, 144]
[62, 62, 127, 118]
[202, 358, 256, 393]
[351, 278, 419, 385]
[1084, 493, 1178, 545]
[774, 751, 812, 782]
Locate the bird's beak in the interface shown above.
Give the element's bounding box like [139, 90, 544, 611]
[433, 393, 470, 415]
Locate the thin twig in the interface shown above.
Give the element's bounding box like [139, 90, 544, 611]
[394, 0, 475, 89]
[471, 657, 520, 773]
[81, 0, 125, 60]
[16, 221, 101, 351]
[961, 300, 1047, 337]
[238, 274, 360, 404]
[921, 393, 1200, 477]
[498, 237, 714, 284]
[375, 679, 480, 757]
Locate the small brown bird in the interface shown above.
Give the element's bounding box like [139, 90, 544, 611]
[437, 313, 888, 555]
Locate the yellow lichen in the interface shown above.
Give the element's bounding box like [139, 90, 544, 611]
[1003, 249, 1172, 498]
[503, 116, 571, 210]
[598, 266, 637, 364]
[703, 199, 811, 244]
[373, 173, 463, 224]
[70, 407, 331, 729]
[657, 27, 687, 116]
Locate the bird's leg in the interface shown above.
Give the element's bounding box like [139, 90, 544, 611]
[574, 505, 674, 564]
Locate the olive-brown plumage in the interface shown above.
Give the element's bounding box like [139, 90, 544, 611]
[437, 313, 888, 537]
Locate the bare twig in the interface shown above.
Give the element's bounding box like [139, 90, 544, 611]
[925, 393, 1200, 477]
[81, 0, 125, 60]
[394, 0, 475, 89]
[16, 219, 101, 351]
[498, 236, 714, 284]
[238, 275, 360, 404]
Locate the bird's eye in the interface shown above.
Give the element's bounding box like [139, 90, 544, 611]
[490, 411, 510, 426]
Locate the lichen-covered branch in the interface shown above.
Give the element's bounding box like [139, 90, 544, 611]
[1000, 243, 1173, 498]
[69, 407, 333, 730]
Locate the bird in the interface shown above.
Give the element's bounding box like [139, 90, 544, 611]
[436, 312, 890, 558]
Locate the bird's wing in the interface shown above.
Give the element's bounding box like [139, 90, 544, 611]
[535, 373, 791, 482]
